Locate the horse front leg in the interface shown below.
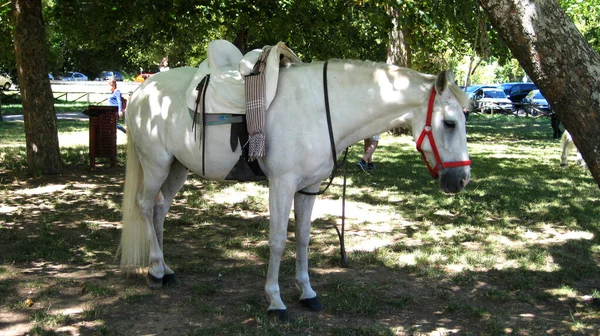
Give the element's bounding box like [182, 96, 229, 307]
[265, 178, 295, 321]
[293, 186, 324, 311]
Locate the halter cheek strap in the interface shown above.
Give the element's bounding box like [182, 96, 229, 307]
[416, 87, 472, 179]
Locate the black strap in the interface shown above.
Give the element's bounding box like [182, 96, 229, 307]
[237, 115, 266, 177]
[192, 75, 209, 135]
[299, 61, 343, 196]
[296, 60, 349, 268]
[199, 75, 210, 176]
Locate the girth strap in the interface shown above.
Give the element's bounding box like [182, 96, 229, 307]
[191, 75, 211, 176]
[192, 74, 265, 180]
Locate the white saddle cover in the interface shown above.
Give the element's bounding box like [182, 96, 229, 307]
[186, 40, 301, 116]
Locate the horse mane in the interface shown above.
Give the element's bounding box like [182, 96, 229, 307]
[291, 59, 469, 108]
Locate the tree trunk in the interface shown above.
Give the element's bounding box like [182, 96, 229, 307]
[233, 27, 250, 54]
[386, 5, 409, 67]
[387, 5, 411, 136]
[12, 0, 62, 175]
[479, 0, 600, 187]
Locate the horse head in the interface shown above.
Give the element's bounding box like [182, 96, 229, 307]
[414, 69, 471, 194]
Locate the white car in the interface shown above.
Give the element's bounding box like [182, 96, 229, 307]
[471, 87, 514, 114]
[0, 74, 12, 90]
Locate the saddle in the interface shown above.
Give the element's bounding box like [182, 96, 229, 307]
[187, 40, 301, 117]
[186, 40, 302, 181]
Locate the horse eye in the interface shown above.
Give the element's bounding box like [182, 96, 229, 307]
[444, 120, 456, 129]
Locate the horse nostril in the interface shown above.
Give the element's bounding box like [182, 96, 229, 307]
[459, 178, 469, 189]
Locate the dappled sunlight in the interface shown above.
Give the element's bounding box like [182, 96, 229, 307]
[58, 130, 127, 147]
[14, 184, 67, 195]
[1, 113, 599, 334]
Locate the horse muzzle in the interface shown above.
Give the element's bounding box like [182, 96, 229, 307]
[439, 165, 471, 194]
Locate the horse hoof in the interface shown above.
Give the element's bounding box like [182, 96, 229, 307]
[560, 163, 567, 167]
[300, 296, 324, 311]
[267, 309, 289, 322]
[146, 272, 163, 290]
[162, 273, 180, 287]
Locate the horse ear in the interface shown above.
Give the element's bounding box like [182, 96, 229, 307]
[435, 69, 455, 94]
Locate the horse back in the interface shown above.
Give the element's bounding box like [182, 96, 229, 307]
[128, 67, 242, 180]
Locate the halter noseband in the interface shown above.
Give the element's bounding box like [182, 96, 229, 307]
[416, 87, 471, 179]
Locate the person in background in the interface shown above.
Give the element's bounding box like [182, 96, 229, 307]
[108, 79, 127, 133]
[357, 134, 379, 172]
[159, 57, 170, 72]
[551, 111, 561, 139]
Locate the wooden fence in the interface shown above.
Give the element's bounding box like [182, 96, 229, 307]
[0, 81, 140, 108]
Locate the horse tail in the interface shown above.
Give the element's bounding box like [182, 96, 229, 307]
[118, 137, 150, 274]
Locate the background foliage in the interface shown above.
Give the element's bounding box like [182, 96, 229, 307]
[0, 0, 599, 84]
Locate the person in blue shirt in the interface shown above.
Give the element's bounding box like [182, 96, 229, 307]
[108, 79, 127, 133]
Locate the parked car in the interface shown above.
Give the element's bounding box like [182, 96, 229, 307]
[465, 84, 498, 99]
[471, 87, 514, 114]
[135, 72, 154, 82]
[0, 74, 12, 90]
[48, 73, 54, 80]
[97, 71, 123, 81]
[499, 82, 537, 106]
[521, 89, 551, 115]
[59, 71, 88, 81]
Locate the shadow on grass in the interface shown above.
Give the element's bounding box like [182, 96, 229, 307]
[1, 113, 598, 335]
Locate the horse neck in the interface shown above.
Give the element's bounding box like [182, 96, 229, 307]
[321, 60, 433, 149]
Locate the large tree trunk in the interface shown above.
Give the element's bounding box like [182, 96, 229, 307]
[387, 5, 411, 136]
[233, 27, 250, 54]
[12, 0, 62, 175]
[386, 5, 410, 68]
[479, 0, 600, 187]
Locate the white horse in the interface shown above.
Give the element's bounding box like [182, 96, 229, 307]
[119, 58, 471, 320]
[560, 130, 586, 167]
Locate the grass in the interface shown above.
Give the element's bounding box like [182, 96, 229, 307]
[1, 101, 90, 116]
[0, 118, 126, 172]
[0, 113, 599, 335]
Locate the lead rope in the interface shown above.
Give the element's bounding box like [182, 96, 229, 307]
[298, 60, 349, 267]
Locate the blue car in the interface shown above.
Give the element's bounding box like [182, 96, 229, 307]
[60, 71, 88, 81]
[521, 89, 551, 115]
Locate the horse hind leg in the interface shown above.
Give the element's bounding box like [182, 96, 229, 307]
[135, 157, 174, 289]
[150, 159, 189, 288]
[560, 131, 572, 166]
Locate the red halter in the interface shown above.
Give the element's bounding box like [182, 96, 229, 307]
[416, 87, 472, 179]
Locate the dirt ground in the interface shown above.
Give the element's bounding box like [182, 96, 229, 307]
[1, 166, 599, 336]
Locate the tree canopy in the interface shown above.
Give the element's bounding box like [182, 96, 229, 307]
[1, 0, 598, 82]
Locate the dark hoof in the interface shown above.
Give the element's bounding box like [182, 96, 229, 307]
[267, 309, 289, 322]
[592, 297, 600, 308]
[560, 163, 567, 167]
[300, 296, 324, 311]
[162, 273, 180, 287]
[146, 272, 163, 290]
